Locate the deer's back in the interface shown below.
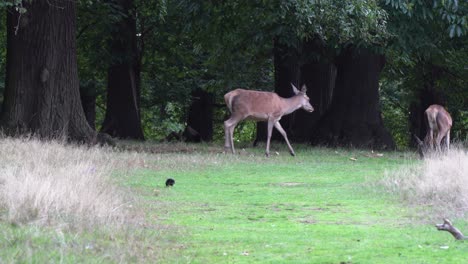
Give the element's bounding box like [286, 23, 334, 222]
[226, 89, 283, 119]
[425, 105, 452, 131]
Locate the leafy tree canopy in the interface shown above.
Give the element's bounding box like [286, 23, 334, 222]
[384, 0, 467, 38]
[181, 0, 390, 65]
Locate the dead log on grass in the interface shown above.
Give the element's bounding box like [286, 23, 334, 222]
[435, 219, 467, 240]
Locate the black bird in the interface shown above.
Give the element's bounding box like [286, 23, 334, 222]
[165, 178, 175, 187]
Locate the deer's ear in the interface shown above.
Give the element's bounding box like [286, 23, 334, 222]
[291, 83, 300, 95]
[301, 84, 307, 93]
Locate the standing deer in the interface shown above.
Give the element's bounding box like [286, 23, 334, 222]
[414, 104, 452, 157]
[224, 84, 314, 157]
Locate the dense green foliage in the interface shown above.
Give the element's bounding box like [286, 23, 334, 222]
[0, 0, 466, 144]
[0, 1, 467, 261]
[381, 0, 468, 146]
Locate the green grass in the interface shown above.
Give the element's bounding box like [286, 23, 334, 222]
[1, 142, 467, 263]
[130, 144, 467, 263]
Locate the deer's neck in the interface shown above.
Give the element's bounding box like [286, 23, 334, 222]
[281, 96, 302, 115]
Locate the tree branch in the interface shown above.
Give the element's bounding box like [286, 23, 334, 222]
[77, 22, 98, 40]
[435, 219, 467, 240]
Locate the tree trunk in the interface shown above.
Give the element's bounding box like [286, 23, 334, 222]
[256, 39, 334, 144]
[1, 1, 95, 141]
[312, 47, 395, 149]
[285, 62, 336, 141]
[409, 64, 446, 147]
[80, 85, 96, 130]
[185, 89, 214, 142]
[100, 0, 144, 140]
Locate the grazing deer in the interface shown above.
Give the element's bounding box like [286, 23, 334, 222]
[224, 84, 314, 157]
[414, 104, 452, 157]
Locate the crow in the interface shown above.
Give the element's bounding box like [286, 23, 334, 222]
[165, 178, 175, 187]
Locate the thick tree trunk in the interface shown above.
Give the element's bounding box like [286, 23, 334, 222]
[283, 62, 336, 141]
[256, 39, 334, 144]
[312, 48, 395, 149]
[185, 89, 213, 142]
[100, 0, 144, 140]
[409, 64, 446, 147]
[80, 85, 96, 130]
[1, 1, 95, 141]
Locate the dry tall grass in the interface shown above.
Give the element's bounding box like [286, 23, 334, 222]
[0, 137, 134, 229]
[382, 147, 468, 219]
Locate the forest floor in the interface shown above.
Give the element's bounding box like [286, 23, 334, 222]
[1, 140, 467, 263]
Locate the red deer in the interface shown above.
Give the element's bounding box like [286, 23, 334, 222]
[224, 84, 314, 157]
[414, 104, 452, 157]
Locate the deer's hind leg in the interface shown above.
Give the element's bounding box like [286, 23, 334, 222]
[224, 115, 243, 154]
[438, 128, 451, 152]
[224, 121, 231, 151]
[435, 130, 447, 153]
[445, 130, 450, 151]
[428, 129, 435, 151]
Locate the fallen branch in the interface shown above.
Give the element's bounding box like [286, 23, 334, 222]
[435, 219, 467, 240]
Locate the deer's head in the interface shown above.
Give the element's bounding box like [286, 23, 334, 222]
[413, 134, 428, 158]
[291, 83, 314, 113]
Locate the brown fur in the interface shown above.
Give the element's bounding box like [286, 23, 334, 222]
[225, 89, 293, 121]
[224, 84, 314, 157]
[417, 104, 452, 157]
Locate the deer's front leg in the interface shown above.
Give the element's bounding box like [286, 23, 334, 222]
[274, 121, 295, 156]
[265, 120, 275, 157]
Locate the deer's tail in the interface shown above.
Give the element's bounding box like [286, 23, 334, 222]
[224, 90, 237, 113]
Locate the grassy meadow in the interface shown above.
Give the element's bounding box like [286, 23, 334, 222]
[0, 138, 467, 263]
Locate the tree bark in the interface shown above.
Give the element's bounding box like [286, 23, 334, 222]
[436, 219, 467, 240]
[100, 0, 145, 140]
[286, 62, 336, 141]
[311, 47, 395, 150]
[80, 85, 96, 130]
[409, 64, 446, 147]
[1, 1, 95, 141]
[185, 89, 214, 142]
[256, 39, 334, 144]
